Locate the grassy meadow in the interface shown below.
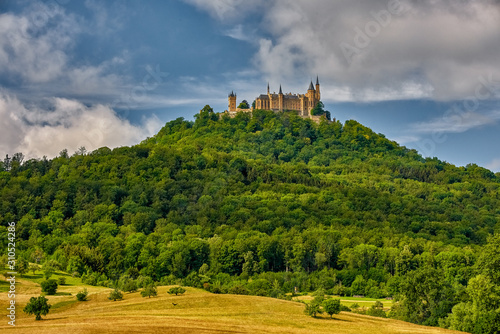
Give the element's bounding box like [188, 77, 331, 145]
[0, 272, 466, 334]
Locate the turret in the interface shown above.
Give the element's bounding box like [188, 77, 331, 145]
[315, 76, 321, 100]
[228, 91, 237, 112]
[278, 84, 284, 111]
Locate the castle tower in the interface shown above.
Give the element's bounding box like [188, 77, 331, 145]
[307, 80, 316, 111]
[278, 84, 284, 111]
[315, 76, 321, 101]
[228, 91, 237, 112]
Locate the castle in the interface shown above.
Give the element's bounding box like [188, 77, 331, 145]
[227, 77, 322, 118]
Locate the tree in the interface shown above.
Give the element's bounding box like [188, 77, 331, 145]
[41, 279, 58, 295]
[76, 288, 89, 301]
[141, 284, 158, 298]
[17, 258, 29, 277]
[304, 301, 323, 318]
[238, 100, 250, 109]
[323, 298, 341, 318]
[108, 288, 123, 301]
[43, 263, 56, 279]
[310, 101, 331, 121]
[168, 287, 186, 296]
[23, 296, 51, 320]
[29, 263, 39, 276]
[395, 268, 455, 326]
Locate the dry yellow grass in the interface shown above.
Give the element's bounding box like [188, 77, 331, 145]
[0, 279, 465, 334]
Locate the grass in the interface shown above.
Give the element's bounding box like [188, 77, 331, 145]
[294, 294, 393, 309]
[0, 275, 466, 334]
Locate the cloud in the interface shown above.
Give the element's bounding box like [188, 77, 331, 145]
[0, 1, 129, 102]
[486, 158, 500, 173]
[410, 110, 500, 135]
[181, 0, 267, 20]
[223, 24, 252, 41]
[183, 0, 500, 102]
[0, 92, 162, 160]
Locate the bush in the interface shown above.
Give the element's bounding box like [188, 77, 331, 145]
[76, 288, 88, 301]
[23, 296, 51, 320]
[304, 301, 323, 318]
[58, 277, 66, 285]
[122, 279, 137, 293]
[108, 288, 123, 301]
[229, 285, 249, 295]
[168, 287, 186, 296]
[41, 279, 58, 295]
[141, 284, 158, 298]
[366, 300, 387, 318]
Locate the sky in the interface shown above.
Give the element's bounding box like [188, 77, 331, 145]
[0, 0, 499, 171]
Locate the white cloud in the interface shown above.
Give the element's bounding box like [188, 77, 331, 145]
[411, 110, 500, 134]
[0, 92, 162, 160]
[182, 0, 267, 21]
[184, 0, 500, 102]
[486, 158, 500, 173]
[0, 2, 129, 100]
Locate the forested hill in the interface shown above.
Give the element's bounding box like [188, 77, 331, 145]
[1, 108, 500, 331]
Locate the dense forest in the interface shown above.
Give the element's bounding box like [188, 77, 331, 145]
[1, 107, 499, 332]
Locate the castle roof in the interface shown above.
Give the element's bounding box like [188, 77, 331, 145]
[309, 81, 315, 91]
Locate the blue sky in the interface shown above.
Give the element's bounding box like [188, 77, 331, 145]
[0, 0, 499, 172]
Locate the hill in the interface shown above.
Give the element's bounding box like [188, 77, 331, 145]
[1, 108, 499, 331]
[0, 277, 465, 334]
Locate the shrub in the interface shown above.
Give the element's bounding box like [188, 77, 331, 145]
[304, 301, 323, 318]
[41, 279, 58, 295]
[141, 284, 158, 298]
[228, 285, 249, 295]
[76, 288, 88, 301]
[58, 277, 66, 285]
[122, 279, 137, 293]
[168, 287, 186, 296]
[108, 288, 123, 301]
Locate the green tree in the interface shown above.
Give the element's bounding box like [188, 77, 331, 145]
[23, 296, 51, 320]
[168, 287, 186, 296]
[29, 263, 39, 276]
[394, 268, 455, 326]
[41, 279, 58, 295]
[141, 284, 158, 298]
[108, 288, 123, 301]
[322, 298, 341, 318]
[238, 100, 250, 109]
[304, 301, 323, 318]
[310, 101, 331, 120]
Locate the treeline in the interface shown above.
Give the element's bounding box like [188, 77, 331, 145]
[1, 108, 499, 332]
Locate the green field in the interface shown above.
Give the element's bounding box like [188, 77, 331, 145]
[0, 275, 465, 334]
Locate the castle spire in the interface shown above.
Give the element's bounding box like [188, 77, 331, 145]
[309, 81, 315, 91]
[316, 75, 319, 86]
[279, 84, 283, 94]
[267, 82, 270, 94]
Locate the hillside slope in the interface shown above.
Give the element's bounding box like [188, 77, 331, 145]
[0, 282, 465, 334]
[1, 108, 499, 331]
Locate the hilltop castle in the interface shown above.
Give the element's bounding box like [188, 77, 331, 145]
[227, 77, 322, 118]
